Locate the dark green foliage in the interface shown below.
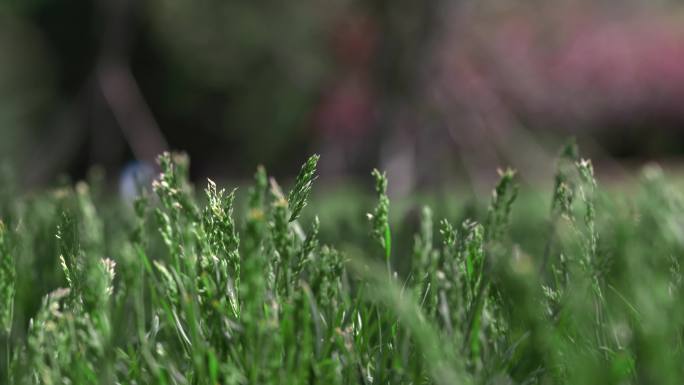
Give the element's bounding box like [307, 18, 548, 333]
[0, 219, 14, 335]
[0, 219, 14, 384]
[3, 146, 684, 384]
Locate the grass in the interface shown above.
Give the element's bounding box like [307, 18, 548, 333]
[1, 141, 684, 384]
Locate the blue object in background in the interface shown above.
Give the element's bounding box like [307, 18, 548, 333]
[119, 161, 155, 203]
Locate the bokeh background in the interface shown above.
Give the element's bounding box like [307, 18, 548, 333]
[2, 0, 684, 196]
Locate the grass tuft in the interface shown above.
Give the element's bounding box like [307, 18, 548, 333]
[2, 144, 684, 384]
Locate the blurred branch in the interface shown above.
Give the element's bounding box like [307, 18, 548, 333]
[97, 64, 168, 164]
[96, 0, 168, 164]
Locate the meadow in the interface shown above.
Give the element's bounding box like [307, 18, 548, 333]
[1, 141, 684, 384]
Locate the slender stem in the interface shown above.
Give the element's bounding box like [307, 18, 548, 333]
[385, 225, 392, 281]
[4, 331, 9, 384]
[386, 258, 392, 282]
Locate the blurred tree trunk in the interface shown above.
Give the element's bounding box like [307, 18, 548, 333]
[369, 0, 447, 197]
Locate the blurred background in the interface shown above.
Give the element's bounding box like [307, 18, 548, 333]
[2, 0, 684, 196]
